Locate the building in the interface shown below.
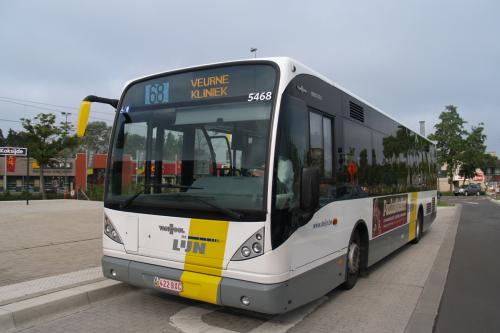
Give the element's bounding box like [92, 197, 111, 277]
[0, 153, 108, 194]
[485, 159, 500, 183]
[0, 156, 75, 193]
[438, 163, 486, 192]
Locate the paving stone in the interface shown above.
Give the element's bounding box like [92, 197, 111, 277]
[0, 200, 103, 286]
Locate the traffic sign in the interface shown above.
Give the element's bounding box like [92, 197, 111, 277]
[0, 147, 28, 156]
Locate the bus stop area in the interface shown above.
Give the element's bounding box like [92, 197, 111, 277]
[0, 201, 461, 333]
[0, 200, 103, 299]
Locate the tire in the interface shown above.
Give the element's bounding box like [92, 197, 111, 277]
[342, 231, 361, 290]
[411, 210, 423, 244]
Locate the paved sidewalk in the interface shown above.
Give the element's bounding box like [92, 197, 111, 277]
[0, 267, 103, 306]
[0, 200, 103, 286]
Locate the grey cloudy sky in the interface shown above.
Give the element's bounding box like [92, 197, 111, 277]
[1, 0, 499, 152]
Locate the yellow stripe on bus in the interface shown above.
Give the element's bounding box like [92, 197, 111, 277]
[179, 219, 229, 304]
[179, 271, 221, 304]
[408, 192, 418, 241]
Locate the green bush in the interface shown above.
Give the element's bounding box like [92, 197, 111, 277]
[87, 184, 105, 201]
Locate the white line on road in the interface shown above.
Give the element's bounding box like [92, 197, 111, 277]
[464, 201, 479, 205]
[248, 297, 326, 333]
[170, 305, 235, 333]
[170, 297, 327, 333]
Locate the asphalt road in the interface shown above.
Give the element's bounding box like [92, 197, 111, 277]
[434, 196, 500, 333]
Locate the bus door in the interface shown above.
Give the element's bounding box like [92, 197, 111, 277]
[291, 109, 340, 270]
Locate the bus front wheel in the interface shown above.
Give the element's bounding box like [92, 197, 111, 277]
[342, 231, 361, 290]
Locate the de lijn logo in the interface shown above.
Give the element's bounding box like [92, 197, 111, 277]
[172, 236, 220, 254]
[172, 239, 206, 254]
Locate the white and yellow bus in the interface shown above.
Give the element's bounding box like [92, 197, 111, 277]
[77, 58, 437, 314]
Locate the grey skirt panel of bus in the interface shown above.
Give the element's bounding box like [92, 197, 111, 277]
[102, 256, 184, 297]
[102, 254, 346, 314]
[367, 223, 411, 267]
[424, 210, 437, 231]
[219, 253, 346, 314]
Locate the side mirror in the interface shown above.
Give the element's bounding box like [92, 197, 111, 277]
[76, 101, 91, 137]
[76, 95, 119, 137]
[300, 167, 319, 212]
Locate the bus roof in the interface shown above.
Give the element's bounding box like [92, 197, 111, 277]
[123, 57, 433, 144]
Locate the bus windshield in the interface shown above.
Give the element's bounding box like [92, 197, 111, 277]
[105, 64, 277, 220]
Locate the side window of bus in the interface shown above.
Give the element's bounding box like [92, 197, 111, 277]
[274, 96, 309, 211]
[309, 110, 334, 206]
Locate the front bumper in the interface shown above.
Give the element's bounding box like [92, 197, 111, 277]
[102, 256, 294, 314]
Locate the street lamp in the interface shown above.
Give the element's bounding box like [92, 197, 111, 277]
[250, 48, 258, 58]
[61, 112, 72, 131]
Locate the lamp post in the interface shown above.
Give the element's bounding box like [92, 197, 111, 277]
[250, 48, 258, 58]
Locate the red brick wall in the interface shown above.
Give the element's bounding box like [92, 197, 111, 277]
[75, 153, 87, 191]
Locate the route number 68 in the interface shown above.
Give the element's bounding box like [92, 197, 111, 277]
[248, 91, 272, 102]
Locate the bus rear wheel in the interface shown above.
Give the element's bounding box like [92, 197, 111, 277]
[342, 232, 361, 290]
[411, 210, 423, 244]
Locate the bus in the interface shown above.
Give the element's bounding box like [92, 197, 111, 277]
[77, 57, 437, 314]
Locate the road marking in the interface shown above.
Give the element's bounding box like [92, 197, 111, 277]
[464, 201, 479, 205]
[248, 297, 327, 333]
[170, 305, 235, 333]
[170, 297, 327, 333]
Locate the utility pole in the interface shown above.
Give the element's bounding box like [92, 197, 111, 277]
[61, 112, 72, 193]
[26, 152, 30, 205]
[3, 155, 6, 193]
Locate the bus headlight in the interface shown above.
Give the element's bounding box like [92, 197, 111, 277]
[252, 242, 262, 253]
[231, 227, 264, 261]
[104, 214, 123, 244]
[241, 247, 251, 257]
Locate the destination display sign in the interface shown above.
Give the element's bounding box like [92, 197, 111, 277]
[121, 64, 276, 110]
[0, 147, 27, 156]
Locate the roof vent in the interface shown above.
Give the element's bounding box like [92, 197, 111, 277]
[349, 101, 364, 122]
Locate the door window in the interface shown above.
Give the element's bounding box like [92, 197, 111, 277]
[309, 110, 334, 206]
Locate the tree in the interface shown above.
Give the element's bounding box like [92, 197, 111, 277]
[78, 121, 112, 154]
[459, 123, 496, 184]
[428, 105, 467, 192]
[5, 129, 26, 147]
[21, 113, 79, 199]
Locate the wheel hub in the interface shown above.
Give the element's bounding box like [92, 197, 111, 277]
[348, 242, 360, 274]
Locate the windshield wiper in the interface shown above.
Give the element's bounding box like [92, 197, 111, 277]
[171, 194, 244, 220]
[119, 183, 204, 209]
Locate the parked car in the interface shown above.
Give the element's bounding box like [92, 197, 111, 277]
[44, 186, 57, 194]
[454, 184, 481, 196]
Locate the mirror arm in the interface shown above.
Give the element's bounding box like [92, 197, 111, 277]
[83, 95, 119, 109]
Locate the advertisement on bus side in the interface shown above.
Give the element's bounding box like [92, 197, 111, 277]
[372, 194, 408, 237]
